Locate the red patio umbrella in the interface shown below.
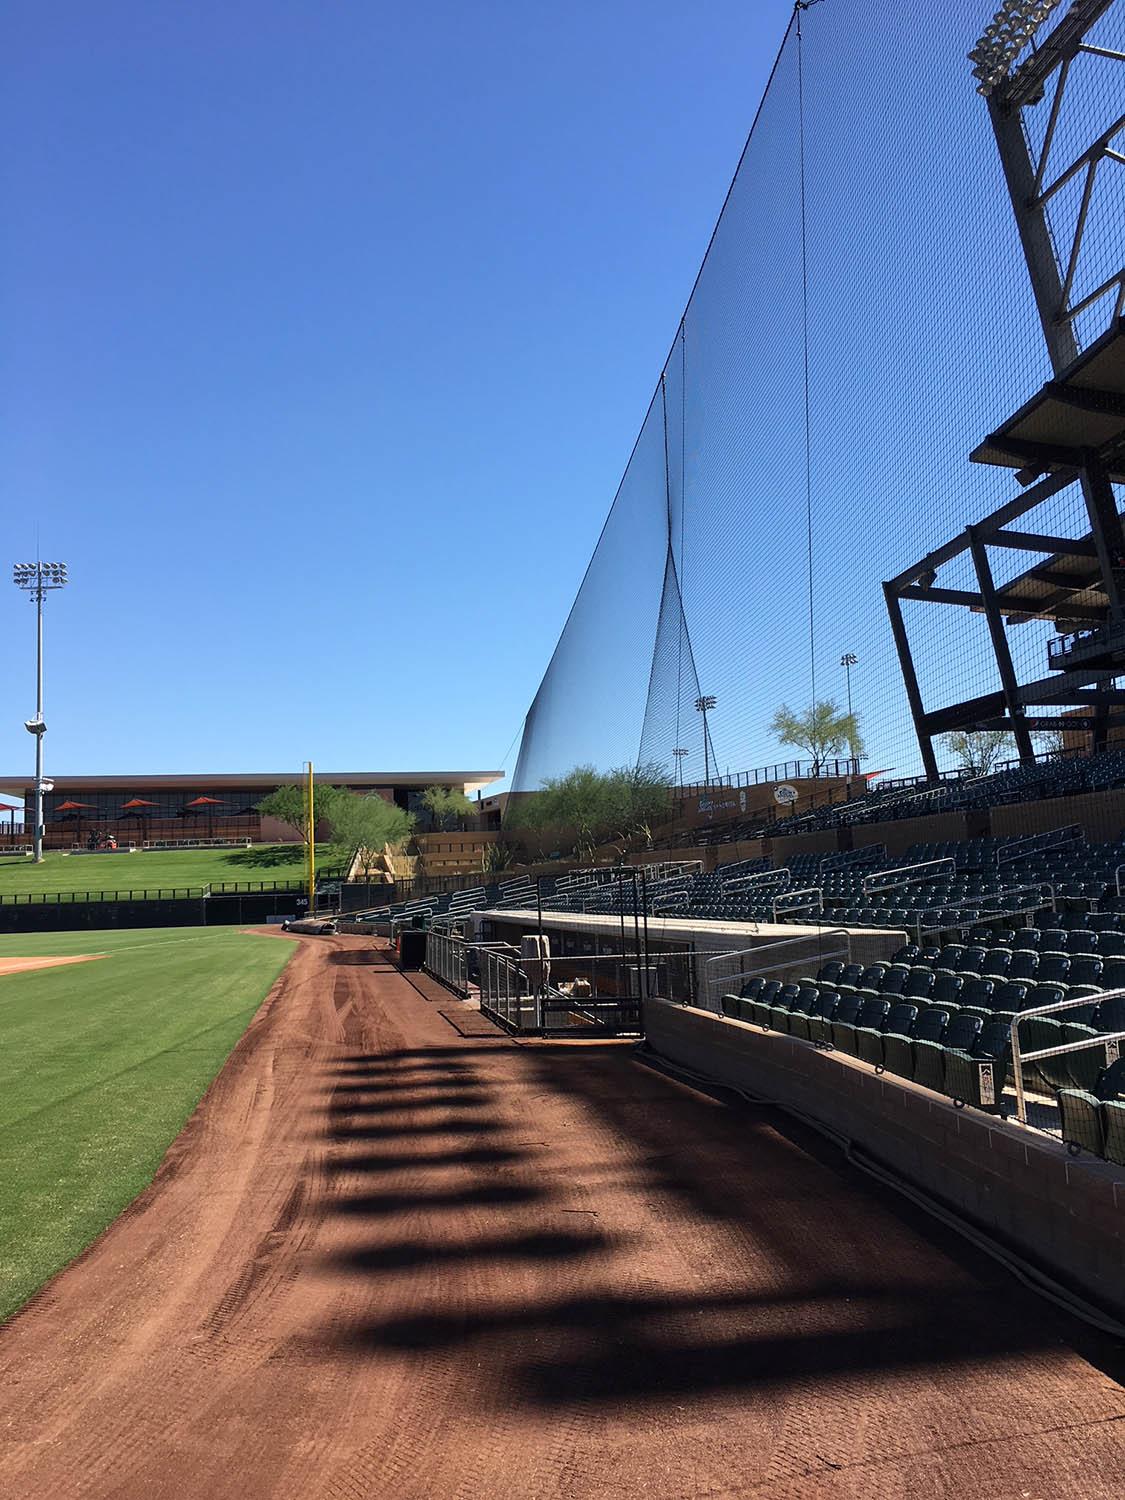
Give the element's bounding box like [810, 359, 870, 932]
[56, 799, 98, 846]
[122, 798, 160, 841]
[185, 796, 229, 838]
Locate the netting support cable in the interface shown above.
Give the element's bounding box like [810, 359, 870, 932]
[796, 0, 822, 710]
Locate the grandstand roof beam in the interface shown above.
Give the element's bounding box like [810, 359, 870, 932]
[1078, 450, 1125, 620]
[884, 469, 1077, 592]
[922, 693, 1007, 737]
[1017, 673, 1125, 704]
[1043, 381, 1125, 418]
[989, 530, 1098, 555]
[967, 525, 1037, 764]
[881, 583, 939, 783]
[899, 584, 984, 608]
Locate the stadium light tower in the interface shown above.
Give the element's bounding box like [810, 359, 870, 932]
[694, 696, 716, 785]
[840, 653, 857, 718]
[13, 560, 68, 863]
[672, 747, 690, 789]
[968, 0, 1120, 375]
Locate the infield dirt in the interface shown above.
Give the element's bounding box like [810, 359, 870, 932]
[0, 954, 105, 976]
[1, 932, 1123, 1498]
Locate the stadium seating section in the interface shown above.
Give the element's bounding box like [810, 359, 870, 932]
[669, 747, 1125, 848]
[364, 822, 1125, 1165]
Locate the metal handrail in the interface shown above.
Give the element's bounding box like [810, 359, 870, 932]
[862, 857, 955, 895]
[704, 929, 851, 1012]
[978, 881, 1056, 915]
[770, 886, 824, 922]
[997, 824, 1082, 866]
[424, 930, 470, 997]
[723, 866, 790, 894]
[819, 844, 886, 875]
[911, 885, 1054, 944]
[1010, 987, 1125, 1124]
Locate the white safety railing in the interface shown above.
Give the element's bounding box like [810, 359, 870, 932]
[862, 857, 955, 895]
[704, 929, 851, 1013]
[771, 887, 823, 923]
[1010, 988, 1125, 1125]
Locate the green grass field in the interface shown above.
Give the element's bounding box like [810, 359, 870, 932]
[0, 925, 296, 1322]
[0, 843, 319, 898]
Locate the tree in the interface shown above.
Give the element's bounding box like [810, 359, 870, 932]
[256, 784, 349, 845]
[769, 701, 863, 773]
[421, 785, 476, 831]
[600, 761, 673, 851]
[941, 730, 1014, 777]
[504, 762, 672, 861]
[256, 785, 413, 871]
[329, 793, 414, 872]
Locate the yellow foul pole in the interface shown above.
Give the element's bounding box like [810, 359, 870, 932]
[305, 761, 316, 917]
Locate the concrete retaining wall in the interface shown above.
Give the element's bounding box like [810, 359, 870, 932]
[645, 997, 1125, 1320]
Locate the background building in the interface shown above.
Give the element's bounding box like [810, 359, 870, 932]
[0, 771, 501, 850]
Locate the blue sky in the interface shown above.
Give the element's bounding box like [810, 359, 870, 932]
[2, 0, 795, 784]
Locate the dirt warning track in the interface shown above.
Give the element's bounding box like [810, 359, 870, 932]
[1, 933, 1124, 1499]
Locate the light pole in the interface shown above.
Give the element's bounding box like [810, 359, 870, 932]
[13, 561, 67, 863]
[672, 747, 689, 790]
[840, 653, 857, 719]
[694, 696, 716, 786]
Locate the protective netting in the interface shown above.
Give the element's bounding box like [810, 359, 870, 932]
[510, 0, 1124, 796]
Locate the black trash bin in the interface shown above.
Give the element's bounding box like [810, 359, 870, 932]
[397, 928, 427, 970]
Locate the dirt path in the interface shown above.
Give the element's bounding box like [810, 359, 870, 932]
[1, 933, 1123, 1499]
[0, 955, 105, 976]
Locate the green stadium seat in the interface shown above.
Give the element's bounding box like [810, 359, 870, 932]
[1060, 1022, 1106, 1092]
[1102, 1101, 1125, 1165]
[943, 1019, 1009, 1114]
[829, 994, 865, 1053]
[1057, 1090, 1106, 1157]
[766, 982, 802, 1032]
[806, 989, 841, 1045]
[1019, 1015, 1068, 1092]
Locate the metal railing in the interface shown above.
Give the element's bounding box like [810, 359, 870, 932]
[997, 824, 1082, 866]
[771, 887, 824, 923]
[424, 931, 470, 997]
[819, 844, 886, 874]
[723, 866, 790, 895]
[1011, 988, 1125, 1125]
[677, 757, 861, 792]
[479, 947, 533, 1030]
[912, 883, 1055, 943]
[862, 857, 956, 895]
[704, 929, 851, 1013]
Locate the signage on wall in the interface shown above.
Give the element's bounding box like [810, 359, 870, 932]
[773, 784, 799, 805]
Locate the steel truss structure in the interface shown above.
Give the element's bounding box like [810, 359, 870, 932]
[886, 0, 1125, 779]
